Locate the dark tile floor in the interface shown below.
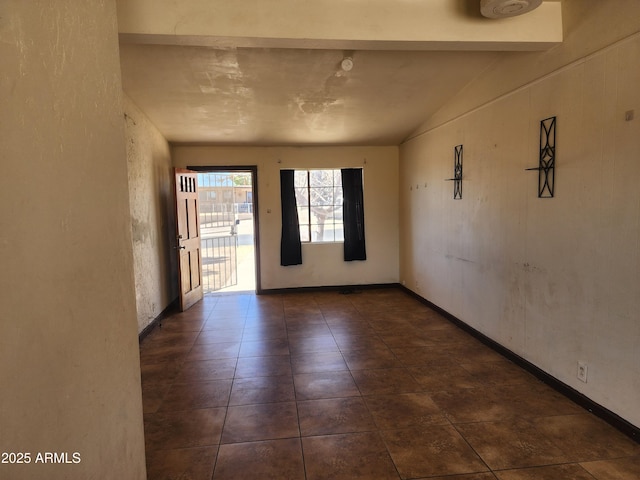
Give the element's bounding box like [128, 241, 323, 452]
[139, 289, 640, 480]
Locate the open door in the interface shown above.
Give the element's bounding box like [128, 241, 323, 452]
[174, 168, 203, 311]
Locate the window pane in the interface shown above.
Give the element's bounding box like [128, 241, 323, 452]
[334, 186, 343, 205]
[308, 170, 321, 187]
[299, 225, 310, 242]
[309, 169, 332, 187]
[296, 206, 309, 224]
[318, 210, 336, 223]
[310, 216, 342, 241]
[310, 222, 336, 242]
[294, 171, 308, 188]
[294, 187, 309, 207]
[310, 187, 334, 206]
[310, 207, 335, 224]
[333, 169, 342, 186]
[310, 224, 326, 242]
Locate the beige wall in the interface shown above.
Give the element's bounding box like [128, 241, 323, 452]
[411, 0, 640, 138]
[173, 146, 400, 290]
[0, 2, 146, 479]
[124, 94, 177, 332]
[400, 0, 640, 428]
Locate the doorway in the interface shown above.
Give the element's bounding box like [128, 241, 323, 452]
[191, 166, 260, 294]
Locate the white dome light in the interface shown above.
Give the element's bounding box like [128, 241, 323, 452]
[341, 57, 354, 72]
[480, 0, 543, 19]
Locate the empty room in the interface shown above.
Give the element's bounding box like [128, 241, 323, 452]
[2, 1, 639, 479]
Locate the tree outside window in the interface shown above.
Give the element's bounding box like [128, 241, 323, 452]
[294, 169, 344, 242]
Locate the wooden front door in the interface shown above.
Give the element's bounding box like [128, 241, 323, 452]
[174, 168, 203, 311]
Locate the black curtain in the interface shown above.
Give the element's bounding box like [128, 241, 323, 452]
[341, 168, 366, 261]
[280, 170, 302, 266]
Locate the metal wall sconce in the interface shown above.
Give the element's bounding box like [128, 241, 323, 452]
[526, 116, 556, 198]
[446, 144, 463, 199]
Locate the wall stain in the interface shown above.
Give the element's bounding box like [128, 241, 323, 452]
[131, 217, 151, 244]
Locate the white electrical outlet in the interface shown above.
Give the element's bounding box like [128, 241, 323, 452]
[577, 361, 588, 383]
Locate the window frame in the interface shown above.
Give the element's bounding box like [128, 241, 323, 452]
[294, 168, 344, 244]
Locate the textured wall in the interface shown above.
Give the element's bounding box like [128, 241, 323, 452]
[173, 145, 400, 290]
[123, 94, 177, 332]
[0, 1, 146, 478]
[410, 0, 640, 138]
[400, 1, 640, 428]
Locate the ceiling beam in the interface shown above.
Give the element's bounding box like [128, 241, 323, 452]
[117, 0, 562, 51]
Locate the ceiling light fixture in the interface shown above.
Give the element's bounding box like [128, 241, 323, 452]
[341, 57, 354, 72]
[480, 0, 542, 19]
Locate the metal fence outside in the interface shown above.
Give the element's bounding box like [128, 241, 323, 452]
[201, 235, 238, 293]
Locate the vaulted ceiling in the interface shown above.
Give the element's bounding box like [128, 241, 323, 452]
[117, 0, 562, 146]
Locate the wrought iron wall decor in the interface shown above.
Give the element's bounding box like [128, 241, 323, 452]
[445, 144, 463, 199]
[526, 116, 556, 198]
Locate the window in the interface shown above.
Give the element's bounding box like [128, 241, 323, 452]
[294, 169, 344, 242]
